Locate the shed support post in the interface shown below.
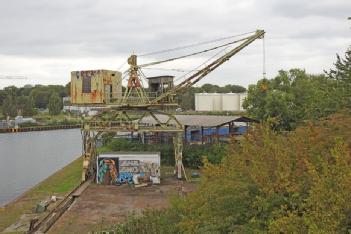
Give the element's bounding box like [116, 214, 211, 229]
[201, 127, 204, 145]
[216, 126, 220, 143]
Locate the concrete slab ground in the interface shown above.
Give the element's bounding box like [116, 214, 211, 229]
[48, 177, 197, 234]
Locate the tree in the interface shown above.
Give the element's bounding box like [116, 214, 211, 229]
[23, 96, 36, 116]
[31, 90, 50, 109]
[2, 95, 17, 117]
[243, 69, 341, 130]
[326, 49, 351, 108]
[222, 84, 246, 93]
[48, 92, 62, 115]
[201, 83, 220, 93]
[65, 82, 71, 96]
[16, 96, 27, 116]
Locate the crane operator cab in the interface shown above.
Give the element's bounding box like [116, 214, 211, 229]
[147, 76, 175, 103]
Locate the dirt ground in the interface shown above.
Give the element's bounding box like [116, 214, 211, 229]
[48, 177, 197, 233]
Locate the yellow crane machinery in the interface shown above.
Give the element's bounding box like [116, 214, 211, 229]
[78, 29, 265, 181]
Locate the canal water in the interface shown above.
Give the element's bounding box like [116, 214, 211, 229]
[0, 129, 82, 206]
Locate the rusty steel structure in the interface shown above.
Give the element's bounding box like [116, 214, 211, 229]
[71, 70, 122, 104]
[76, 29, 265, 181]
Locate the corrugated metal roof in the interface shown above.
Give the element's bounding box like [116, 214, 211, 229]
[137, 114, 254, 127]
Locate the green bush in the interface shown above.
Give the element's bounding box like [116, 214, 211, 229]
[99, 138, 228, 168]
[110, 112, 351, 233]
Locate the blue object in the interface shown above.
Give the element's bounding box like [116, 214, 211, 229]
[117, 172, 134, 184]
[191, 172, 200, 178]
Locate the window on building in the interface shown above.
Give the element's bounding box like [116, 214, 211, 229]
[82, 76, 91, 93]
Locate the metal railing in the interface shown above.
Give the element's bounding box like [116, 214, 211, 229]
[103, 92, 176, 106]
[83, 120, 183, 132]
[104, 92, 159, 105]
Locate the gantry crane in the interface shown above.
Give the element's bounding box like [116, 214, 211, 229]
[80, 29, 265, 181]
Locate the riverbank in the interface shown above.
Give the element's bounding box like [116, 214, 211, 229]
[0, 124, 81, 134]
[0, 156, 82, 232]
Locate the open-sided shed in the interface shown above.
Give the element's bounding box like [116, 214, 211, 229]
[137, 114, 257, 144]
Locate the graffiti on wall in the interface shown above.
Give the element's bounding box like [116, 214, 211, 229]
[97, 156, 161, 185]
[97, 158, 119, 185]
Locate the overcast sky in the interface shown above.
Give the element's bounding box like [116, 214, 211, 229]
[0, 0, 350, 89]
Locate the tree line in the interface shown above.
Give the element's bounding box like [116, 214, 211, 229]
[0, 83, 70, 117]
[243, 49, 351, 131]
[0, 81, 245, 118]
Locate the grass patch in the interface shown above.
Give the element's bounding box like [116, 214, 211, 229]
[0, 156, 82, 232]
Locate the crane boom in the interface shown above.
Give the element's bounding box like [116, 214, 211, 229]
[150, 29, 265, 104]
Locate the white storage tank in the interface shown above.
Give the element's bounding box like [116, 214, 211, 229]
[195, 92, 247, 112]
[221, 93, 240, 111]
[212, 93, 222, 111]
[195, 93, 213, 111]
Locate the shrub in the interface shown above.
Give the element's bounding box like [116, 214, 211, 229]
[100, 138, 229, 168]
[111, 112, 351, 233]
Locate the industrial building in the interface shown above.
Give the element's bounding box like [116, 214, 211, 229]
[147, 75, 174, 94]
[195, 92, 247, 112]
[70, 69, 122, 104]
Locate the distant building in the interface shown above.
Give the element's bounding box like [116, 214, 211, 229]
[14, 116, 36, 125]
[0, 116, 36, 129]
[195, 93, 247, 112]
[63, 96, 100, 116]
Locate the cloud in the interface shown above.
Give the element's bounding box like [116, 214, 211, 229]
[0, 0, 349, 88]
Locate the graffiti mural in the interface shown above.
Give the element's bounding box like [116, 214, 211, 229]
[97, 158, 119, 185]
[97, 153, 161, 185]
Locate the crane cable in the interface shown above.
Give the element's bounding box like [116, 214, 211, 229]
[262, 36, 266, 79]
[142, 67, 200, 72]
[151, 30, 266, 103]
[173, 44, 231, 83]
[139, 31, 256, 57]
[138, 36, 251, 68]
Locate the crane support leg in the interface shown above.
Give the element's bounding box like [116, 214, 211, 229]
[174, 132, 184, 179]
